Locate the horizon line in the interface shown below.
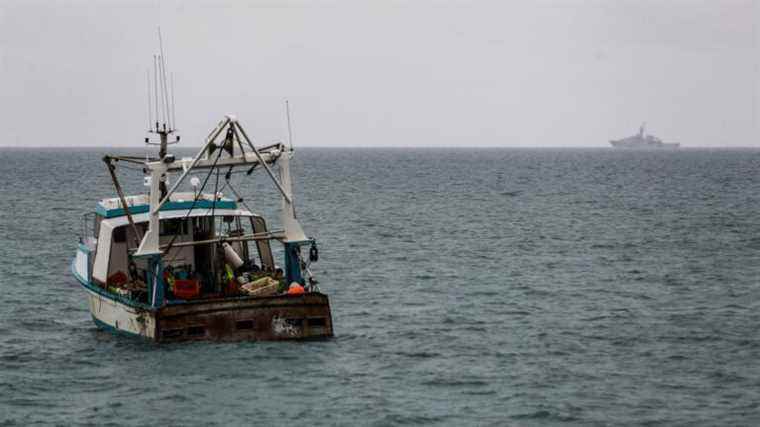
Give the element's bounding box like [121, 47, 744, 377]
[1, 145, 759, 150]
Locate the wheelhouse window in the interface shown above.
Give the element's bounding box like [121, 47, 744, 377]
[113, 225, 127, 243]
[160, 218, 189, 236]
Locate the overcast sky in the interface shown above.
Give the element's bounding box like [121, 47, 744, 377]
[1, 0, 757, 147]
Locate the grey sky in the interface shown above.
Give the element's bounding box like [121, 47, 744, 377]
[1, 0, 757, 147]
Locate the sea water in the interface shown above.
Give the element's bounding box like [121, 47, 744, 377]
[0, 148, 759, 425]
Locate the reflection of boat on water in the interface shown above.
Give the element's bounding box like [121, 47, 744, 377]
[610, 123, 679, 149]
[70, 46, 332, 342]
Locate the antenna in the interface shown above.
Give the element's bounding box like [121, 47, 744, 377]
[171, 72, 176, 130]
[146, 69, 152, 131]
[145, 27, 180, 168]
[158, 55, 168, 129]
[158, 28, 172, 131]
[154, 55, 159, 131]
[285, 99, 294, 149]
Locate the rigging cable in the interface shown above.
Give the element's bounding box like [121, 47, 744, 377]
[223, 179, 255, 214]
[161, 140, 280, 264]
[162, 144, 226, 258]
[209, 164, 221, 222]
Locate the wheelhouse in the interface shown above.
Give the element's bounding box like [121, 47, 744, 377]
[76, 192, 310, 306]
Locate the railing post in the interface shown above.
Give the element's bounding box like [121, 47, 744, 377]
[283, 242, 304, 286]
[147, 254, 165, 308]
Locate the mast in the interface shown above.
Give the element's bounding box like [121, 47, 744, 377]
[144, 29, 180, 198]
[132, 31, 308, 286]
[280, 100, 305, 241]
[285, 99, 294, 149]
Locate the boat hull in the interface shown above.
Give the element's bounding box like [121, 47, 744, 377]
[79, 275, 333, 342]
[155, 293, 333, 342]
[86, 288, 157, 338]
[609, 140, 679, 149]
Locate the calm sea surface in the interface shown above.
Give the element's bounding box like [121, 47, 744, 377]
[1, 148, 759, 426]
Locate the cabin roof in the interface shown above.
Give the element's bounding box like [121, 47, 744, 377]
[100, 207, 254, 229]
[96, 192, 237, 218]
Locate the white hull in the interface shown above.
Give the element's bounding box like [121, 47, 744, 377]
[75, 260, 333, 342]
[86, 288, 156, 338]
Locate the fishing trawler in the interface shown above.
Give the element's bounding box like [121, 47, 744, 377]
[610, 123, 679, 149]
[71, 49, 332, 342]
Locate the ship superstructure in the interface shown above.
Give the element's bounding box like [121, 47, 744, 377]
[610, 123, 679, 149]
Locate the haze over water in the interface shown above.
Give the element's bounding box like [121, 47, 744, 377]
[0, 147, 758, 425]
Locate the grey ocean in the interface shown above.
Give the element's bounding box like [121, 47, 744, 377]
[1, 148, 759, 425]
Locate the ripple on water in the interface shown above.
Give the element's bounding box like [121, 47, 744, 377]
[1, 148, 760, 425]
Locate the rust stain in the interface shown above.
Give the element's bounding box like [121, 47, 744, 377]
[155, 292, 333, 342]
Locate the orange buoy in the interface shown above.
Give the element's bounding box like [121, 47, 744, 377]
[287, 282, 305, 295]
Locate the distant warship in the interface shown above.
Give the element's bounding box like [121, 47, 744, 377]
[610, 123, 679, 149]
